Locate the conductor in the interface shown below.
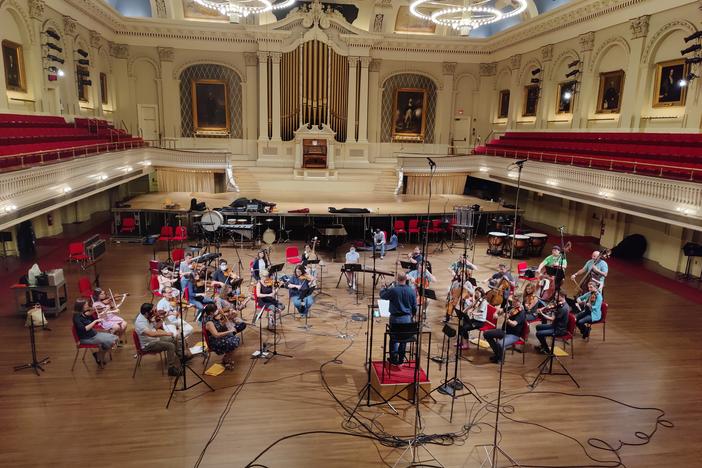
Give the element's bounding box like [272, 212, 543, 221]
[380, 272, 417, 365]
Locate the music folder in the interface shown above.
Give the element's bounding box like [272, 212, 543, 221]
[343, 263, 362, 272]
[417, 288, 437, 301]
[269, 263, 285, 274]
[400, 261, 413, 269]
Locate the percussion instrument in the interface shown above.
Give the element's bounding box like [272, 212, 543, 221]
[507, 234, 530, 258]
[262, 228, 276, 245]
[200, 210, 224, 232]
[526, 233, 547, 257]
[487, 232, 506, 256]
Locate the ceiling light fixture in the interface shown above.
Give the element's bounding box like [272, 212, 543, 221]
[193, 0, 296, 18]
[410, 0, 527, 35]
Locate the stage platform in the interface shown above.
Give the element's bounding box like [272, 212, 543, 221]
[114, 191, 512, 218]
[371, 360, 431, 402]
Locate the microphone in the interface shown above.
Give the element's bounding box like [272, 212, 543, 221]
[426, 157, 436, 167]
[515, 159, 527, 164]
[558, 225, 566, 231]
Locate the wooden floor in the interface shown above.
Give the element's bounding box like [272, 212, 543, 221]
[0, 236, 699, 467]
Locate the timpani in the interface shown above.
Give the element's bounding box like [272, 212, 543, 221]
[526, 233, 548, 257]
[487, 232, 507, 256]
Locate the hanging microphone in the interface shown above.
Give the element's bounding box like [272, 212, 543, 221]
[426, 157, 436, 167]
[558, 225, 566, 231]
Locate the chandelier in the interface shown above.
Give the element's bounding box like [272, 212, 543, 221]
[410, 0, 528, 35]
[193, 0, 296, 18]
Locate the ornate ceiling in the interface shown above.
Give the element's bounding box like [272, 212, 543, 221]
[104, 0, 577, 38]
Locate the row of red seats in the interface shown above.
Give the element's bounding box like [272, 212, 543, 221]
[0, 113, 68, 127]
[74, 117, 111, 129]
[502, 131, 702, 146]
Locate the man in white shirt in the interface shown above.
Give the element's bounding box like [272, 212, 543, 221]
[344, 246, 360, 289]
[373, 229, 386, 259]
[134, 303, 190, 376]
[156, 287, 194, 338]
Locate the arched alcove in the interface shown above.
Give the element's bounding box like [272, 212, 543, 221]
[380, 73, 438, 143]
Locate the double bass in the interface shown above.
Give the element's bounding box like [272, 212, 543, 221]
[445, 275, 473, 320]
[575, 249, 610, 295]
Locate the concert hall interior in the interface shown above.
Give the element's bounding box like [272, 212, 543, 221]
[1, 0, 702, 466]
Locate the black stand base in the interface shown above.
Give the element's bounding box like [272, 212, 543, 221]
[14, 356, 50, 376]
[166, 363, 215, 408]
[528, 345, 579, 390]
[347, 382, 398, 423]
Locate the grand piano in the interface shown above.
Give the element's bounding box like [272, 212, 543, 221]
[316, 224, 347, 261]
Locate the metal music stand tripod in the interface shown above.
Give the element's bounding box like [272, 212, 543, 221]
[336, 263, 362, 304]
[263, 263, 293, 364]
[14, 314, 50, 375]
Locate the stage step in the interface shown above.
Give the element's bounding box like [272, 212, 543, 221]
[232, 168, 260, 193]
[373, 169, 399, 194]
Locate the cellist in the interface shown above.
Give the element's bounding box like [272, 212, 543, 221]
[485, 264, 515, 307]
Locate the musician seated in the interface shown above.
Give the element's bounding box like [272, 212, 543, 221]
[73, 299, 118, 367]
[486, 264, 516, 306]
[91, 288, 128, 345]
[574, 281, 603, 339]
[484, 299, 526, 364]
[301, 243, 313, 266]
[344, 246, 360, 289]
[407, 247, 423, 271]
[156, 288, 194, 339]
[538, 245, 568, 288]
[256, 269, 285, 312]
[449, 254, 478, 276]
[134, 303, 189, 376]
[534, 294, 571, 354]
[251, 250, 270, 282]
[379, 272, 417, 365]
[211, 259, 241, 298]
[458, 288, 488, 347]
[158, 266, 178, 294]
[521, 282, 545, 321]
[288, 265, 316, 317]
[407, 263, 436, 290]
[203, 304, 243, 371]
[571, 250, 609, 291]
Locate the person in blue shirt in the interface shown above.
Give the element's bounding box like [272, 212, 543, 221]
[571, 250, 609, 291]
[574, 281, 603, 339]
[287, 265, 316, 317]
[380, 272, 417, 365]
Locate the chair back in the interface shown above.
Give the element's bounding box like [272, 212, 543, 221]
[149, 259, 160, 272]
[160, 226, 173, 238]
[202, 321, 213, 350]
[566, 313, 577, 335]
[408, 219, 419, 229]
[132, 330, 143, 355]
[71, 325, 80, 345]
[431, 219, 442, 228]
[600, 302, 608, 323]
[68, 242, 84, 256]
[122, 217, 136, 230]
[520, 320, 530, 341]
[285, 246, 299, 258]
[149, 273, 160, 292]
[78, 276, 92, 298]
[388, 322, 420, 342]
[393, 220, 405, 230]
[171, 248, 185, 263]
[486, 304, 497, 323]
[517, 261, 528, 275]
[175, 226, 187, 238]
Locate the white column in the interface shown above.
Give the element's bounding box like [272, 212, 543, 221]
[158, 48, 179, 139]
[357, 57, 370, 143]
[257, 52, 269, 141]
[346, 56, 358, 143]
[0, 57, 8, 109]
[270, 52, 282, 141]
[244, 53, 258, 141]
[572, 50, 593, 129]
[507, 55, 522, 129]
[437, 62, 456, 145]
[366, 59, 381, 146]
[620, 17, 650, 130]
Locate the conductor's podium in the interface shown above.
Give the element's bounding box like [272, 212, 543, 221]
[371, 360, 431, 402]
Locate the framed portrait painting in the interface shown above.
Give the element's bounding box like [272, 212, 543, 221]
[99, 72, 108, 105]
[653, 59, 688, 107]
[498, 90, 510, 119]
[2, 40, 26, 92]
[556, 81, 577, 114]
[522, 84, 539, 117]
[392, 88, 427, 142]
[596, 70, 625, 113]
[191, 79, 230, 132]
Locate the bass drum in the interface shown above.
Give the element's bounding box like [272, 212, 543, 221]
[200, 210, 224, 233]
[262, 228, 276, 245]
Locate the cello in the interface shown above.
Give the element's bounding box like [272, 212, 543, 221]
[575, 249, 610, 295]
[486, 276, 511, 307]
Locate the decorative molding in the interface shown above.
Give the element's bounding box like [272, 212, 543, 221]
[509, 54, 522, 70]
[89, 30, 103, 49]
[360, 56, 372, 68]
[589, 36, 631, 72]
[257, 51, 269, 63]
[157, 47, 175, 62]
[629, 15, 650, 39]
[642, 19, 698, 64]
[520, 58, 543, 84]
[269, 51, 282, 64]
[548, 49, 580, 80]
[28, 0, 45, 20]
[579, 32, 595, 52]
[369, 59, 382, 73]
[442, 62, 457, 75]
[244, 53, 258, 67]
[127, 56, 161, 78]
[154, 0, 167, 18]
[480, 62, 497, 77]
[348, 56, 359, 66]
[541, 44, 554, 62]
[373, 14, 384, 33]
[109, 42, 129, 59]
[380, 70, 442, 89]
[172, 60, 244, 81]
[63, 15, 77, 37]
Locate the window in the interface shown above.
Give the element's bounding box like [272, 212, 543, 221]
[497, 90, 510, 119]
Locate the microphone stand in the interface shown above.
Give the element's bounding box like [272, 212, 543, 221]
[166, 272, 214, 409]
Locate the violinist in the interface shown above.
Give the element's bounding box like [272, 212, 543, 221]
[91, 288, 128, 345]
[179, 252, 214, 321]
[458, 288, 488, 348]
[407, 247, 423, 271]
[486, 264, 515, 306]
[484, 297, 526, 364]
[288, 265, 316, 317]
[156, 287, 194, 339]
[211, 259, 241, 297]
[534, 293, 570, 354]
[571, 250, 609, 292]
[522, 282, 544, 321]
[301, 243, 313, 266]
[574, 281, 603, 339]
[157, 266, 178, 295]
[73, 298, 117, 367]
[203, 303, 243, 370]
[256, 269, 285, 312]
[251, 249, 270, 282]
[134, 302, 188, 377]
[538, 245, 568, 289]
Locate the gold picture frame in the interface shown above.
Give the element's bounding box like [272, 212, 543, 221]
[76, 65, 89, 102]
[99, 72, 108, 105]
[522, 84, 539, 117]
[2, 40, 26, 92]
[191, 79, 230, 132]
[596, 70, 625, 114]
[392, 87, 428, 142]
[556, 81, 577, 114]
[653, 59, 688, 108]
[497, 90, 510, 119]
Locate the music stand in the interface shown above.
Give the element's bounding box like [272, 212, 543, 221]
[308, 259, 330, 298]
[399, 260, 413, 270]
[14, 313, 50, 376]
[336, 263, 362, 305]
